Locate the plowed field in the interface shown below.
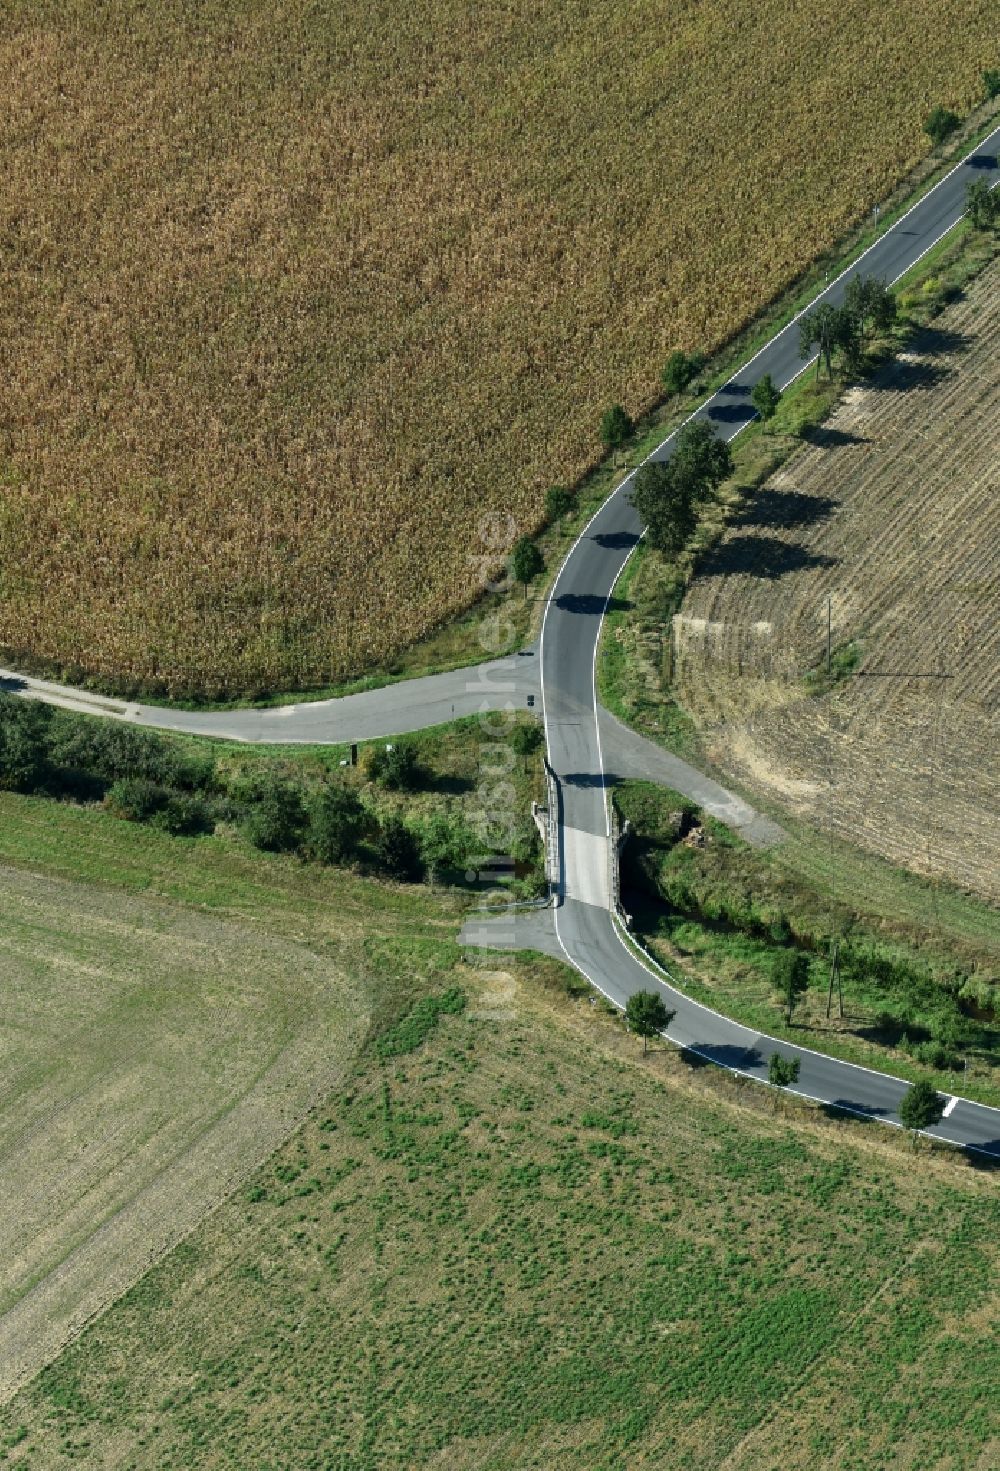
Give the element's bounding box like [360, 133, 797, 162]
[675, 257, 1000, 899]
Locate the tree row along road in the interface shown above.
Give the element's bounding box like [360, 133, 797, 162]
[540, 125, 1000, 1159]
[2, 129, 998, 1155]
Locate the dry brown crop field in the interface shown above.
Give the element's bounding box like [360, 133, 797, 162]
[0, 0, 994, 696]
[673, 256, 1000, 901]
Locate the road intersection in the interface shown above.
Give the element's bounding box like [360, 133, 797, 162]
[539, 124, 1000, 1157]
[4, 126, 999, 1155]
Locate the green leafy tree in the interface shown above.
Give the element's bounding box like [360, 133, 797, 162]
[625, 990, 675, 1054]
[898, 1078, 946, 1141]
[305, 784, 366, 864]
[768, 1052, 801, 1086]
[242, 775, 307, 853]
[799, 302, 840, 380]
[845, 276, 897, 339]
[751, 373, 781, 422]
[983, 68, 1000, 100]
[773, 949, 810, 1025]
[510, 536, 544, 588]
[600, 403, 634, 453]
[509, 721, 544, 756]
[965, 178, 999, 232]
[923, 106, 960, 146]
[661, 349, 705, 396]
[631, 421, 730, 557]
[0, 695, 52, 793]
[672, 418, 733, 494]
[373, 814, 423, 882]
[630, 460, 697, 556]
[833, 305, 865, 378]
[545, 485, 574, 523]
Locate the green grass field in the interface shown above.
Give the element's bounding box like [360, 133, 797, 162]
[0, 788, 467, 1403]
[1, 955, 997, 1469]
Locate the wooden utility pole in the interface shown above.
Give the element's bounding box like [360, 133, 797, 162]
[827, 596, 833, 683]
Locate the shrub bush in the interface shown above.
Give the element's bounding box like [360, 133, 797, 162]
[373, 815, 423, 881]
[49, 717, 214, 791]
[304, 785, 366, 864]
[661, 349, 705, 396]
[0, 694, 51, 792]
[923, 105, 960, 146]
[911, 1039, 957, 1071]
[418, 810, 478, 877]
[368, 741, 422, 791]
[105, 777, 170, 822]
[153, 793, 215, 837]
[242, 776, 307, 853]
[545, 485, 573, 522]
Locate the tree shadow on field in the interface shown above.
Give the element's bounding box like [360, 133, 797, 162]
[817, 1106, 882, 1123]
[800, 423, 868, 449]
[732, 488, 837, 532]
[854, 1016, 930, 1049]
[908, 325, 973, 356]
[821, 1098, 890, 1121]
[697, 535, 837, 581]
[678, 1047, 712, 1069]
[423, 773, 476, 796]
[964, 1143, 1000, 1171]
[876, 357, 953, 393]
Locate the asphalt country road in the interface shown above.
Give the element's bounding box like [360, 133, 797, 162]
[0, 654, 543, 744]
[1, 129, 997, 1154]
[541, 125, 1000, 1159]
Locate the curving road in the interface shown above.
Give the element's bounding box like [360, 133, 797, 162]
[0, 653, 542, 744]
[2, 128, 998, 1154]
[541, 126, 1000, 1158]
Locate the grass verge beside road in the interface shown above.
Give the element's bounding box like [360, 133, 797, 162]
[615, 781, 1000, 1108]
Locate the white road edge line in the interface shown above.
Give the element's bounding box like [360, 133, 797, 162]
[539, 125, 1000, 1148]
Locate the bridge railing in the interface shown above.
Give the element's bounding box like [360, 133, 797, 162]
[608, 795, 631, 928]
[542, 757, 561, 902]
